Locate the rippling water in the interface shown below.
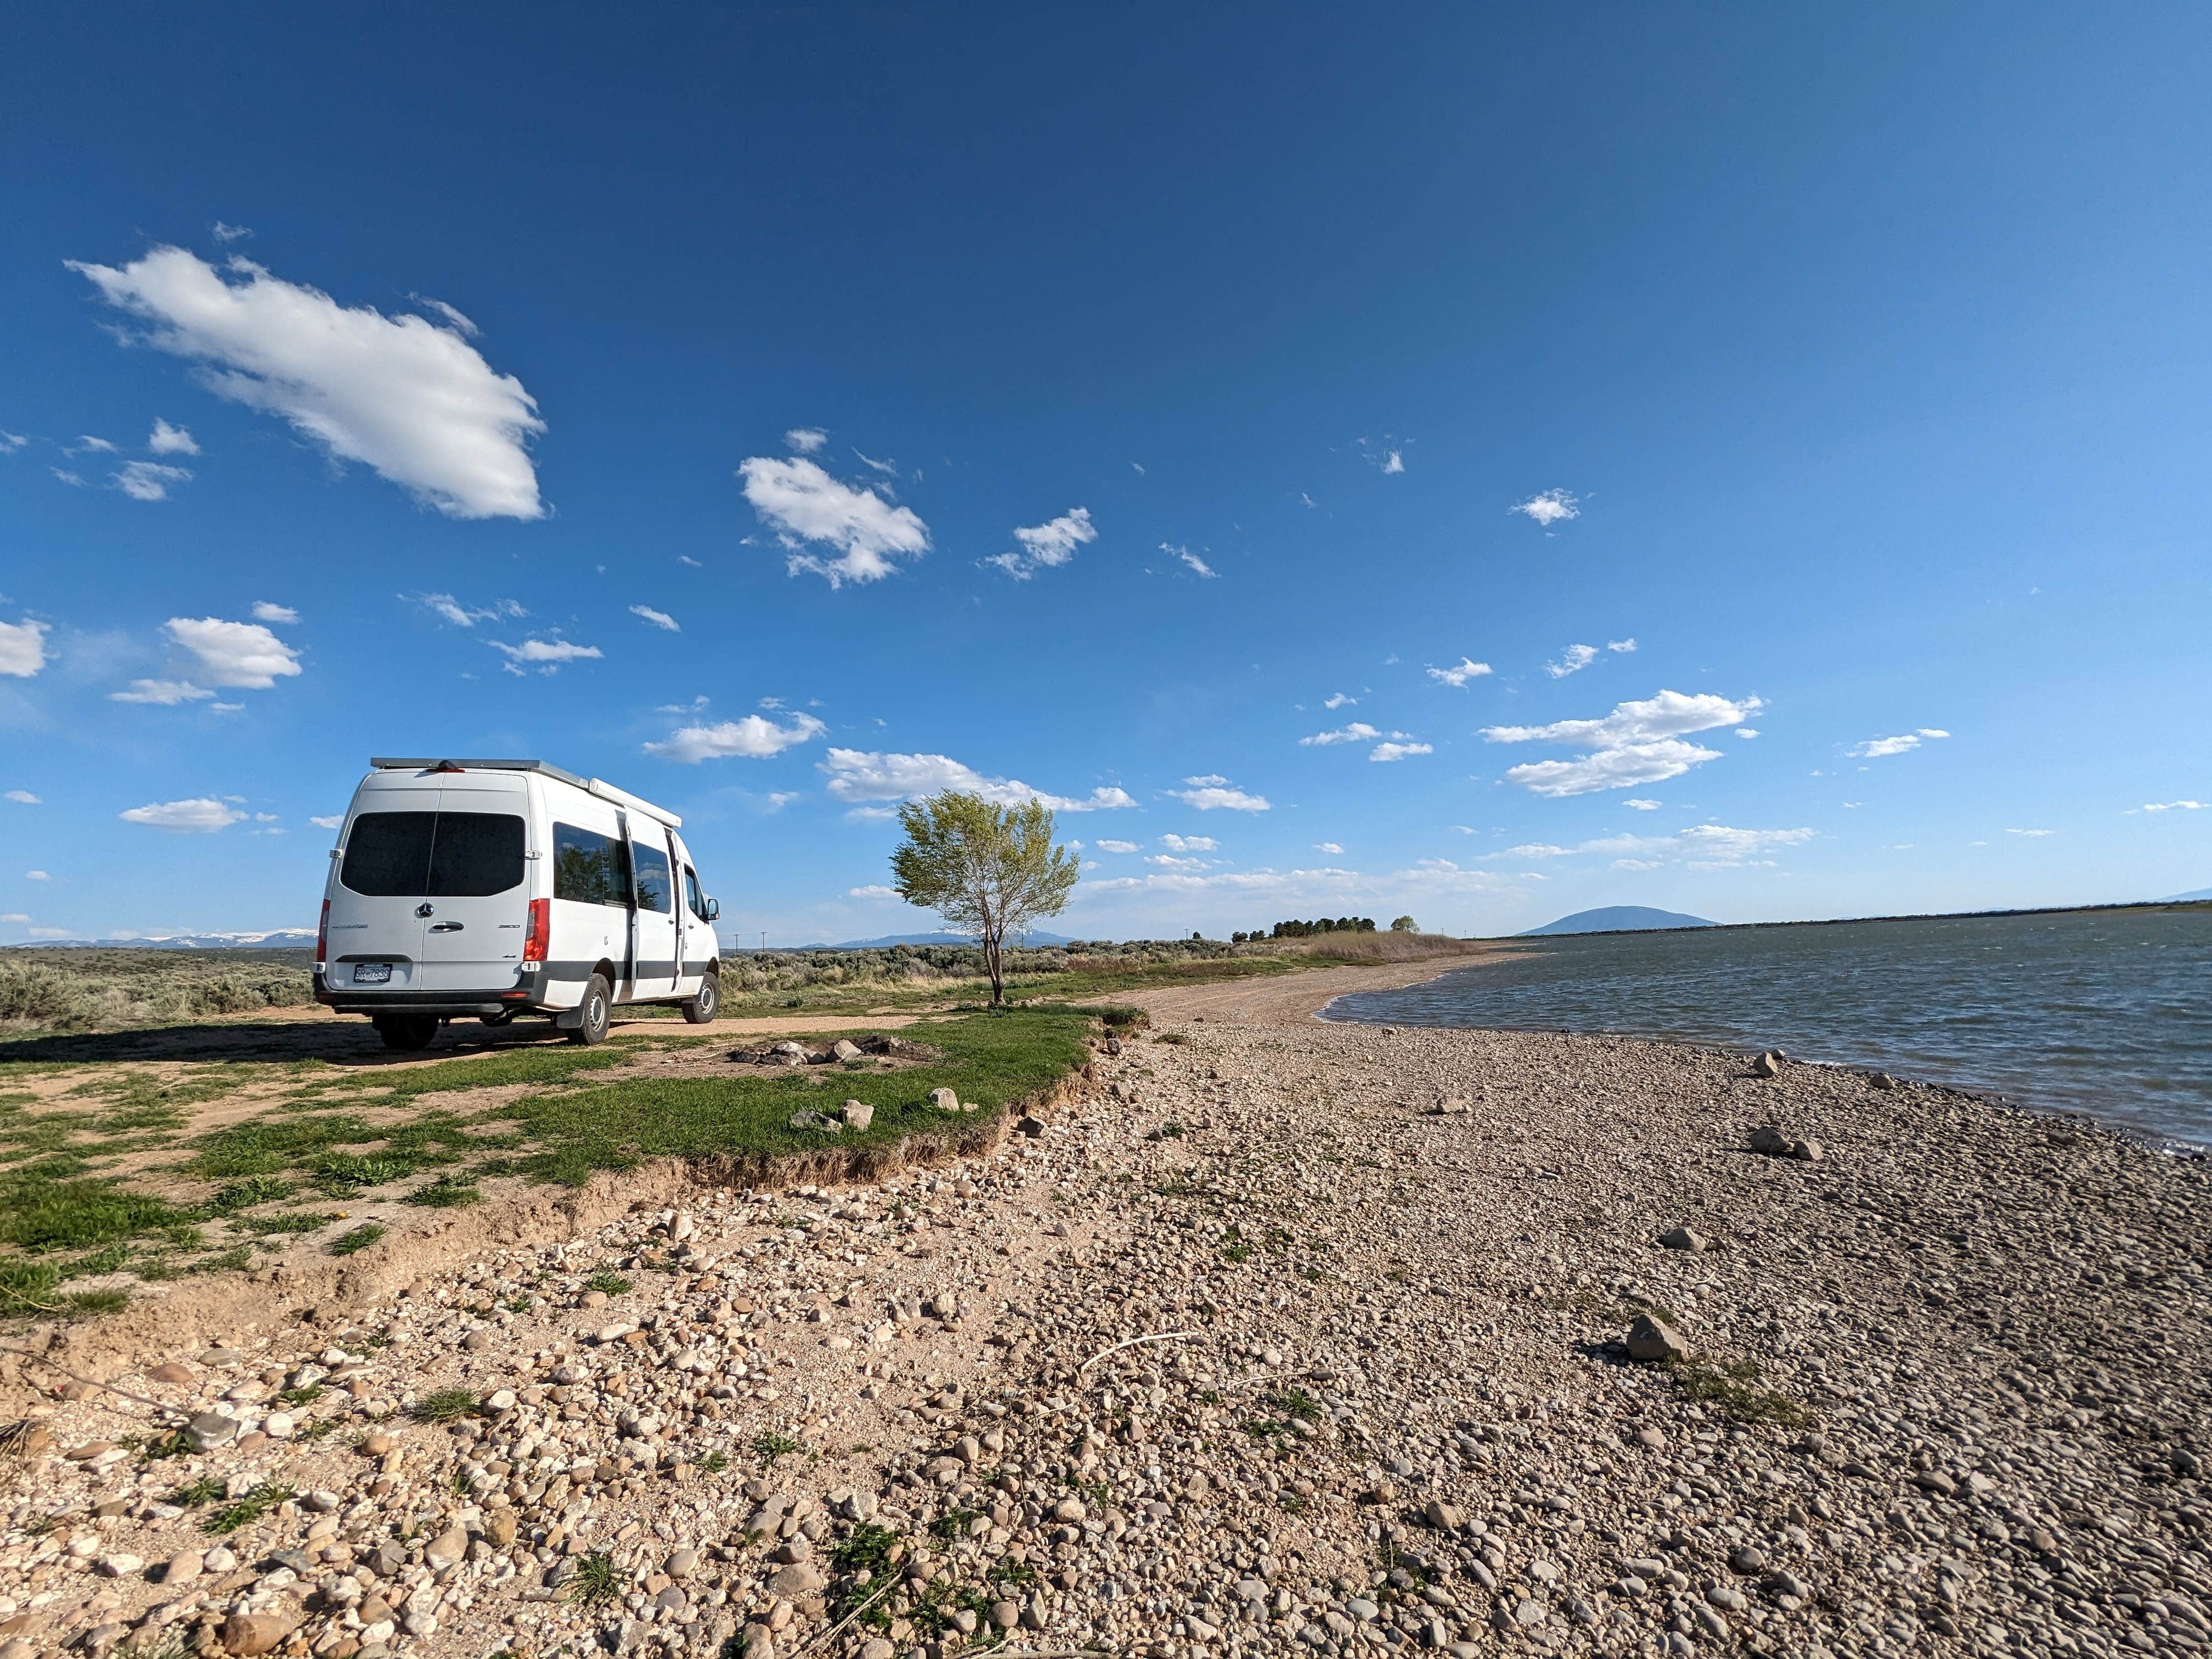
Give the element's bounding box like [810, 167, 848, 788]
[1324, 907, 2212, 1147]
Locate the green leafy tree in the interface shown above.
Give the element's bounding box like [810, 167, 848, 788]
[1390, 915, 1419, 933]
[889, 791, 1077, 1006]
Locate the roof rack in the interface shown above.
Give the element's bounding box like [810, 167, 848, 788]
[368, 758, 682, 827]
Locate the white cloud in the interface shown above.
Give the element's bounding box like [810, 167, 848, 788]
[0, 619, 49, 678]
[2005, 828, 2056, 837]
[25, 871, 49, 881]
[1370, 741, 1432, 762]
[1736, 728, 1760, 740]
[51, 469, 86, 487]
[1161, 543, 1216, 578]
[1323, 692, 1355, 709]
[0, 913, 27, 923]
[1510, 488, 1580, 527]
[211, 221, 252, 242]
[1484, 689, 1762, 797]
[1427, 657, 1492, 687]
[1607, 639, 1637, 654]
[114, 461, 192, 501]
[1624, 798, 1661, 811]
[738, 456, 929, 587]
[1578, 823, 1816, 868]
[645, 712, 827, 763]
[1301, 723, 1380, 747]
[165, 617, 301, 689]
[147, 417, 200, 456]
[119, 796, 246, 832]
[1147, 854, 1208, 871]
[416, 592, 524, 628]
[1095, 839, 1140, 855]
[785, 427, 828, 454]
[630, 603, 680, 632]
[848, 884, 899, 899]
[1544, 644, 1598, 679]
[1849, 729, 1949, 759]
[74, 436, 119, 454]
[988, 507, 1096, 580]
[5, 790, 38, 805]
[1381, 450, 1405, 475]
[111, 678, 213, 705]
[1504, 844, 1571, 857]
[488, 637, 601, 673]
[2140, 800, 2205, 812]
[1160, 834, 1217, 853]
[70, 246, 545, 518]
[0, 431, 26, 452]
[412, 296, 478, 336]
[1314, 842, 1344, 854]
[851, 448, 898, 478]
[1169, 777, 1271, 812]
[250, 601, 298, 624]
[309, 814, 343, 830]
[821, 748, 1135, 813]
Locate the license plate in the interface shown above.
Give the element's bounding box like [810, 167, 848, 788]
[352, 963, 392, 984]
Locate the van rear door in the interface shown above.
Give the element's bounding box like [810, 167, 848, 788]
[328, 807, 432, 991]
[416, 783, 532, 991]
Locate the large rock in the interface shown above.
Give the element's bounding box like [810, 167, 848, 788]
[1749, 1125, 1792, 1154]
[831, 1040, 862, 1062]
[1751, 1050, 1785, 1078]
[1658, 1227, 1706, 1251]
[1625, 1314, 1688, 1363]
[788, 1109, 840, 1133]
[424, 1525, 470, 1569]
[927, 1086, 960, 1113]
[765, 1562, 826, 1598]
[841, 1100, 874, 1130]
[221, 1612, 300, 1656]
[184, 1410, 238, 1453]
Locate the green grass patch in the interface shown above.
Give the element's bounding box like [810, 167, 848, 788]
[411, 1387, 478, 1424]
[568, 1551, 622, 1610]
[405, 1175, 482, 1208]
[327, 1223, 385, 1256]
[1668, 1355, 1815, 1429]
[584, 1270, 631, 1296]
[205, 1483, 293, 1534]
[753, 1429, 805, 1463]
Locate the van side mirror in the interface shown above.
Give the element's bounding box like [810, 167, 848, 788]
[704, 898, 720, 921]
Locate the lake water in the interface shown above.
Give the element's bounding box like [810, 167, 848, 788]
[1324, 907, 2212, 1148]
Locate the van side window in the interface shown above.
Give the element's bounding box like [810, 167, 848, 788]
[684, 865, 709, 921]
[553, 822, 630, 906]
[633, 842, 673, 914]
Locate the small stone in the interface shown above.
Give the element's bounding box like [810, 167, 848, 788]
[1347, 1599, 1380, 1623]
[1423, 1499, 1464, 1531]
[94, 1554, 144, 1577]
[424, 1525, 470, 1568]
[1916, 1470, 1959, 1497]
[788, 1109, 840, 1133]
[185, 1410, 238, 1453]
[1790, 1137, 1825, 1161]
[832, 1040, 862, 1062]
[1749, 1124, 1791, 1154]
[765, 1562, 826, 1597]
[460, 1329, 492, 1353]
[1625, 1313, 1688, 1363]
[1636, 1427, 1667, 1450]
[842, 1101, 874, 1131]
[1052, 1496, 1087, 1523]
[359, 1432, 394, 1457]
[204, 1545, 238, 1572]
[1728, 1547, 1767, 1575]
[159, 1552, 204, 1585]
[483, 1510, 519, 1548]
[1016, 1115, 1046, 1137]
[863, 1641, 897, 1659]
[927, 1087, 960, 1113]
[1707, 1584, 1747, 1611]
[221, 1612, 299, 1656]
[989, 1603, 1020, 1631]
[1658, 1227, 1705, 1251]
[1868, 1072, 1897, 1090]
[149, 1362, 196, 1385]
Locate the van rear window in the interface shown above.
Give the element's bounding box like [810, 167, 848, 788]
[553, 822, 630, 906]
[341, 811, 525, 898]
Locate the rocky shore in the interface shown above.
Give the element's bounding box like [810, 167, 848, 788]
[3, 1011, 2208, 1659]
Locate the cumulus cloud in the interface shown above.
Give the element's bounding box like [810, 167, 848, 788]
[1607, 639, 1637, 654]
[211, 221, 252, 242]
[644, 712, 827, 763]
[821, 749, 1134, 814]
[73, 436, 119, 454]
[2005, 828, 2056, 837]
[5, 790, 38, 805]
[119, 796, 246, 832]
[1370, 741, 1432, 762]
[489, 637, 601, 673]
[784, 427, 827, 454]
[70, 246, 545, 518]
[309, 814, 343, 830]
[415, 592, 525, 628]
[1323, 692, 1356, 709]
[1510, 488, 1580, 527]
[1849, 728, 1950, 759]
[1147, 854, 1208, 871]
[1169, 776, 1271, 812]
[1545, 644, 1598, 679]
[739, 456, 929, 587]
[1161, 543, 1216, 578]
[1381, 450, 1405, 475]
[25, 871, 49, 881]
[2139, 801, 2205, 813]
[0, 619, 49, 678]
[988, 507, 1096, 580]
[51, 469, 86, 487]
[1578, 823, 1816, 868]
[250, 601, 298, 624]
[1094, 839, 1140, 855]
[148, 417, 200, 455]
[1483, 690, 1762, 797]
[630, 603, 680, 631]
[1314, 842, 1344, 854]
[1301, 723, 1380, 747]
[1427, 657, 1492, 687]
[110, 679, 214, 705]
[165, 617, 301, 689]
[114, 461, 192, 501]
[1624, 798, 1661, 811]
[1160, 834, 1216, 853]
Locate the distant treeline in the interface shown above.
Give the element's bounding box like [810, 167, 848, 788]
[1231, 917, 1379, 944]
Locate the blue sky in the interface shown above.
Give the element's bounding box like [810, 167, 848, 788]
[3, 4, 2209, 946]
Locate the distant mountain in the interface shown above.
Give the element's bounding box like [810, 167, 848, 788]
[776, 930, 1082, 952]
[5, 930, 318, 950]
[1520, 906, 1714, 936]
[2165, 888, 2212, 903]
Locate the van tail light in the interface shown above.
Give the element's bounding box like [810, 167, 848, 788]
[523, 898, 552, 962]
[315, 900, 330, 969]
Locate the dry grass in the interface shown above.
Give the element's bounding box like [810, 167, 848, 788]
[1290, 932, 1492, 964]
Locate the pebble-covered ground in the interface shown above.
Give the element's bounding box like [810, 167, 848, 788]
[3, 1015, 2208, 1659]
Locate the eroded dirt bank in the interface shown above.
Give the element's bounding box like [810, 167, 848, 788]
[3, 1013, 2207, 1659]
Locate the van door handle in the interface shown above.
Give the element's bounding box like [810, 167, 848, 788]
[428, 922, 465, 932]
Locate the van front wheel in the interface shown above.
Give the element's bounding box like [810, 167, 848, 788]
[682, 972, 720, 1024]
[566, 974, 612, 1046]
[374, 1014, 439, 1052]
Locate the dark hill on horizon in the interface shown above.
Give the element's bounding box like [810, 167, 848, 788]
[1520, 906, 1715, 936]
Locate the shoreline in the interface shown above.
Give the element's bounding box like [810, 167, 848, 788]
[3, 998, 2206, 1659]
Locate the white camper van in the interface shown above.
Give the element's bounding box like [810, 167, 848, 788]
[314, 758, 721, 1050]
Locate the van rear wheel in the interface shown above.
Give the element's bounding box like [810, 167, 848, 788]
[374, 1014, 439, 1052]
[565, 974, 612, 1046]
[682, 972, 720, 1025]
